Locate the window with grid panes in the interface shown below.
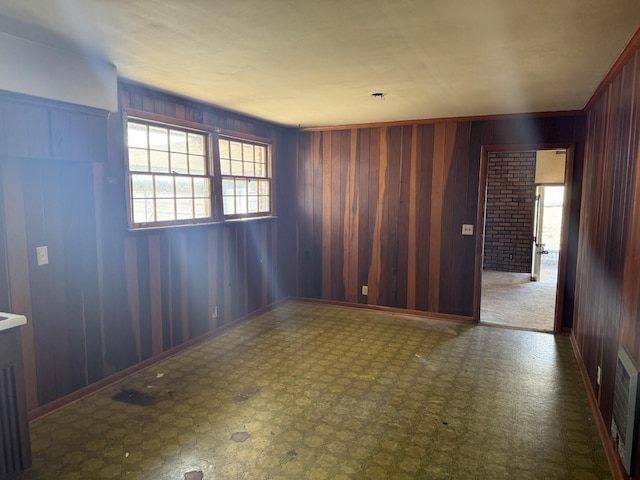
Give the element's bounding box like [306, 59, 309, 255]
[127, 120, 211, 226]
[218, 137, 271, 216]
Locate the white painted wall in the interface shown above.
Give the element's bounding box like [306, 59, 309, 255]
[0, 32, 117, 111]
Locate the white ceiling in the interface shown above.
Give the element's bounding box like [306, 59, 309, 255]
[0, 0, 639, 127]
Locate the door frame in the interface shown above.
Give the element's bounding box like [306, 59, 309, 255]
[473, 143, 575, 333]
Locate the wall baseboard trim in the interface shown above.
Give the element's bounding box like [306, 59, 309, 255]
[570, 332, 629, 480]
[288, 297, 474, 324]
[28, 297, 289, 421]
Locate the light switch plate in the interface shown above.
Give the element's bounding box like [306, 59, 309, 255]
[36, 246, 49, 266]
[462, 224, 474, 236]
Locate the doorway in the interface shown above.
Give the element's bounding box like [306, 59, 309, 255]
[478, 149, 567, 332]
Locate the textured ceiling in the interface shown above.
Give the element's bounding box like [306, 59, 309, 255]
[0, 0, 639, 127]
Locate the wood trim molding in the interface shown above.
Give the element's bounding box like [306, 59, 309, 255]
[570, 332, 629, 480]
[298, 110, 583, 132]
[119, 80, 291, 130]
[124, 108, 218, 133]
[584, 26, 640, 112]
[289, 296, 475, 324]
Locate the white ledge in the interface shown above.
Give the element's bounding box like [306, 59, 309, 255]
[0, 313, 27, 332]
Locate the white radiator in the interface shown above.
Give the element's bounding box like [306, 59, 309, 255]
[611, 346, 640, 476]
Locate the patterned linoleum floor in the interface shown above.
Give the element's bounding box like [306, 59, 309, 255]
[19, 301, 611, 479]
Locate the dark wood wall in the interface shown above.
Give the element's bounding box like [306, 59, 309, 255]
[573, 40, 640, 476]
[294, 116, 583, 321]
[0, 87, 295, 413]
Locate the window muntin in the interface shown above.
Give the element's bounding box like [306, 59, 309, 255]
[127, 121, 211, 225]
[218, 137, 271, 216]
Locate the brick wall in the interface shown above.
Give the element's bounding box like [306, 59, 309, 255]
[484, 151, 536, 273]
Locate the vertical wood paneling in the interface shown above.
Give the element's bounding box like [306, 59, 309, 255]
[236, 225, 248, 318]
[366, 128, 381, 306]
[295, 114, 580, 319]
[187, 230, 209, 338]
[357, 129, 371, 304]
[379, 127, 400, 307]
[135, 235, 153, 361]
[406, 125, 419, 310]
[434, 123, 475, 314]
[0, 159, 37, 410]
[222, 227, 233, 324]
[428, 124, 446, 311]
[207, 229, 218, 331]
[21, 161, 73, 403]
[415, 125, 435, 313]
[246, 222, 263, 314]
[321, 132, 332, 299]
[573, 45, 640, 476]
[125, 237, 141, 361]
[367, 127, 387, 305]
[330, 131, 346, 301]
[343, 130, 359, 303]
[296, 132, 314, 298]
[2, 103, 50, 159]
[395, 125, 412, 309]
[311, 134, 323, 300]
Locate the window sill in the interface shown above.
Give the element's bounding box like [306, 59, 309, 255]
[127, 215, 279, 233]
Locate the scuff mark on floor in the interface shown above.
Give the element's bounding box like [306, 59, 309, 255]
[230, 432, 251, 442]
[234, 386, 260, 402]
[184, 470, 204, 480]
[111, 388, 158, 406]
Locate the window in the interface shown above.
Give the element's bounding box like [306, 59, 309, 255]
[125, 115, 272, 228]
[127, 121, 211, 225]
[218, 137, 271, 216]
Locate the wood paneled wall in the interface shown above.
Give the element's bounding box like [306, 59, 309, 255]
[0, 87, 294, 413]
[573, 42, 640, 476]
[294, 116, 583, 320]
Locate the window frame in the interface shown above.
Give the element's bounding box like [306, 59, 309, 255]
[123, 109, 274, 230]
[216, 131, 273, 220]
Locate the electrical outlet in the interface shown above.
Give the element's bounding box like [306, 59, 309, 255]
[212, 306, 218, 320]
[597, 365, 602, 385]
[462, 224, 474, 235]
[362, 285, 368, 296]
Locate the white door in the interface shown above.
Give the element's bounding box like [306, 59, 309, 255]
[531, 186, 547, 281]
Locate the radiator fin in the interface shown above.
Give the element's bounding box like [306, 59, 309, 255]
[611, 347, 640, 476]
[0, 365, 24, 476]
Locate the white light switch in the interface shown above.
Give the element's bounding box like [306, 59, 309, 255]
[462, 224, 474, 236]
[36, 246, 49, 266]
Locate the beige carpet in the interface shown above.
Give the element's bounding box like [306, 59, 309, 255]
[480, 252, 558, 332]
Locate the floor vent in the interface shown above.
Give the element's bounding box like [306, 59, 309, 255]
[611, 347, 640, 476]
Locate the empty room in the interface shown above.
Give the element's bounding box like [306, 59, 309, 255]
[1, 1, 640, 479]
